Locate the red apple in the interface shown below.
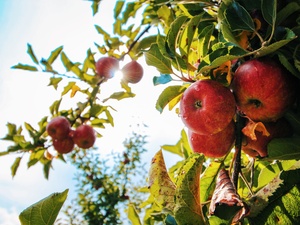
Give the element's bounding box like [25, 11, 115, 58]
[121, 60, 144, 84]
[231, 58, 297, 122]
[180, 79, 236, 135]
[95, 56, 119, 79]
[72, 124, 96, 149]
[188, 121, 235, 158]
[46, 116, 71, 140]
[242, 118, 293, 157]
[53, 136, 75, 154]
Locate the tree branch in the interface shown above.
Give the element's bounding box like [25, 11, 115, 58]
[232, 113, 246, 189]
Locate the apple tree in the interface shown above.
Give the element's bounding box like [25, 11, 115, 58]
[1, 0, 300, 224]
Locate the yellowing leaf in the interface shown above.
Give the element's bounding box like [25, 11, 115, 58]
[70, 84, 80, 98]
[127, 204, 142, 225]
[148, 150, 176, 211]
[174, 154, 206, 225]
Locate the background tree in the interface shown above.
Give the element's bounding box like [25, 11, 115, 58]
[1, 0, 300, 225]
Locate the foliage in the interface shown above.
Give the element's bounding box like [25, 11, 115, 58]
[19, 189, 68, 225]
[1, 0, 300, 224]
[57, 129, 148, 225]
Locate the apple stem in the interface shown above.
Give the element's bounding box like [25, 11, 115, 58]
[232, 113, 246, 189]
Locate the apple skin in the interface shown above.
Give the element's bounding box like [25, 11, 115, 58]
[121, 60, 144, 84]
[242, 118, 293, 157]
[95, 57, 119, 79]
[46, 116, 71, 140]
[72, 124, 96, 149]
[231, 59, 297, 122]
[180, 79, 236, 135]
[53, 136, 75, 154]
[188, 121, 235, 158]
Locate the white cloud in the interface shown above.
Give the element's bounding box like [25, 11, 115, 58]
[0, 207, 19, 225]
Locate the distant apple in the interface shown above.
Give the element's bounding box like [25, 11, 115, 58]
[180, 79, 236, 135]
[242, 118, 293, 157]
[188, 121, 235, 158]
[121, 60, 144, 84]
[46, 116, 71, 140]
[95, 56, 119, 79]
[53, 136, 75, 154]
[231, 58, 297, 122]
[72, 124, 96, 149]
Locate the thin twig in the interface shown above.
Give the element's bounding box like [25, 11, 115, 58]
[119, 24, 152, 61]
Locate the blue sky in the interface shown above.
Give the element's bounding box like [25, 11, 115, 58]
[0, 1, 183, 224]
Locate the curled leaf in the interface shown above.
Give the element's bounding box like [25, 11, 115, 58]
[242, 118, 270, 141]
[209, 169, 249, 223]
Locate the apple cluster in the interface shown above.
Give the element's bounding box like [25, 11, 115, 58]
[180, 79, 236, 158]
[46, 116, 96, 154]
[231, 58, 297, 157]
[180, 58, 298, 158]
[95, 57, 144, 84]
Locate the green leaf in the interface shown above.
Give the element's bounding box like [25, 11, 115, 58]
[60, 52, 82, 77]
[162, 129, 193, 158]
[157, 5, 175, 28]
[43, 160, 52, 180]
[90, 104, 104, 117]
[248, 169, 300, 224]
[127, 204, 142, 225]
[220, 22, 240, 47]
[255, 160, 297, 191]
[267, 137, 300, 160]
[261, 0, 276, 26]
[49, 99, 62, 116]
[144, 44, 173, 74]
[103, 91, 135, 102]
[277, 52, 300, 78]
[179, 14, 203, 57]
[255, 29, 296, 57]
[224, 2, 255, 31]
[94, 25, 110, 38]
[48, 77, 63, 90]
[174, 154, 206, 225]
[61, 82, 76, 96]
[27, 43, 39, 64]
[11, 63, 38, 71]
[198, 46, 247, 73]
[2, 122, 17, 140]
[91, 0, 100, 16]
[167, 15, 189, 57]
[47, 46, 63, 65]
[148, 150, 176, 211]
[114, 1, 125, 19]
[198, 24, 214, 58]
[19, 189, 68, 225]
[11, 157, 22, 177]
[105, 108, 114, 127]
[276, 2, 300, 25]
[153, 74, 173, 85]
[209, 215, 230, 225]
[60, 52, 73, 71]
[28, 150, 44, 168]
[155, 85, 187, 113]
[200, 161, 222, 202]
[82, 49, 96, 73]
